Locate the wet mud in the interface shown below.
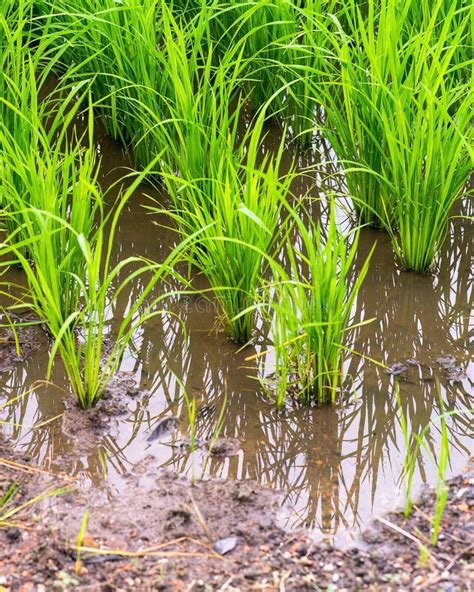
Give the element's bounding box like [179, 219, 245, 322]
[0, 431, 472, 590]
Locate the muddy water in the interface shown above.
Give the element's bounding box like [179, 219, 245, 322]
[0, 117, 472, 547]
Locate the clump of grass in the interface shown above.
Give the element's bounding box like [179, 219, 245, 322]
[33, 0, 165, 158]
[0, 96, 101, 328]
[142, 3, 247, 192]
[315, 0, 472, 262]
[34, 1, 247, 173]
[0, 478, 69, 529]
[161, 116, 294, 343]
[221, 0, 297, 115]
[0, 0, 95, 250]
[266, 204, 373, 406]
[381, 2, 472, 271]
[270, 0, 342, 146]
[0, 100, 193, 408]
[2, 184, 192, 409]
[312, 1, 400, 228]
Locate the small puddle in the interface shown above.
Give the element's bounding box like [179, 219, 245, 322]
[0, 116, 472, 548]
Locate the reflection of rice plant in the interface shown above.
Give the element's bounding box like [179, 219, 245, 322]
[267, 204, 373, 406]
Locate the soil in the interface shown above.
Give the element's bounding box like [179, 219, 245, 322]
[0, 322, 473, 591]
[0, 420, 472, 592]
[0, 318, 45, 374]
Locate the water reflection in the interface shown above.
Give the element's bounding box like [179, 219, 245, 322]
[0, 119, 472, 545]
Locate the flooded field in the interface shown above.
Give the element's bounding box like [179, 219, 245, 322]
[1, 3, 473, 588]
[1, 122, 472, 548]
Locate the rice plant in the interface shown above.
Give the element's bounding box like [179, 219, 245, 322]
[266, 204, 374, 406]
[219, 0, 298, 114]
[33, 1, 247, 172]
[310, 0, 401, 228]
[138, 3, 247, 184]
[33, 0, 166, 161]
[0, 124, 102, 333]
[398, 390, 470, 545]
[1, 175, 192, 409]
[0, 0, 93, 244]
[0, 102, 193, 408]
[267, 0, 343, 146]
[160, 116, 294, 343]
[311, 0, 472, 262]
[381, 2, 473, 271]
[0, 478, 69, 529]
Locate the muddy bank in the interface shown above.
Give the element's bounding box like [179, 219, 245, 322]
[0, 424, 472, 592]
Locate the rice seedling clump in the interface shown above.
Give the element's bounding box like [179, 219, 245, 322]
[267, 205, 373, 407]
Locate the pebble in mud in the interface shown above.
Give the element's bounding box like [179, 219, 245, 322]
[208, 437, 242, 456]
[212, 536, 238, 555]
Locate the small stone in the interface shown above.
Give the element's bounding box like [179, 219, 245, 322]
[440, 583, 456, 592]
[6, 527, 21, 542]
[323, 563, 334, 572]
[212, 536, 238, 555]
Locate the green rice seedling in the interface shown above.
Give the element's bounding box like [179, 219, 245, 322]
[431, 412, 449, 545]
[310, 0, 403, 228]
[75, 509, 89, 573]
[0, 0, 93, 244]
[398, 387, 471, 544]
[404, 0, 472, 88]
[311, 0, 472, 247]
[34, 1, 250, 178]
[386, 89, 472, 272]
[270, 0, 342, 146]
[161, 117, 294, 343]
[1, 0, 76, 137]
[0, 93, 100, 321]
[0, 95, 194, 409]
[0, 477, 70, 529]
[213, 0, 336, 138]
[219, 0, 298, 114]
[34, 0, 167, 162]
[2, 206, 193, 409]
[380, 4, 473, 271]
[5, 177, 195, 409]
[140, 3, 244, 173]
[266, 204, 374, 406]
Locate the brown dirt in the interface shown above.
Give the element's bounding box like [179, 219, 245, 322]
[0, 423, 472, 591]
[0, 325, 472, 591]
